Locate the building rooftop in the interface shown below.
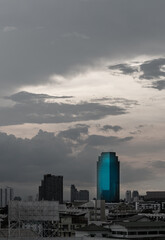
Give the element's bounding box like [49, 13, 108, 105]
[122, 215, 151, 222]
[76, 223, 109, 232]
[113, 221, 165, 229]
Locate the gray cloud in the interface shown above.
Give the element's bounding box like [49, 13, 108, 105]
[109, 59, 165, 81]
[129, 124, 144, 135]
[0, 0, 165, 93]
[151, 80, 165, 90]
[100, 124, 123, 132]
[121, 162, 154, 183]
[0, 130, 72, 183]
[0, 0, 164, 200]
[3, 26, 17, 32]
[0, 127, 162, 198]
[109, 58, 165, 90]
[92, 97, 138, 107]
[109, 59, 165, 84]
[84, 135, 133, 147]
[57, 124, 89, 140]
[5, 91, 73, 103]
[108, 63, 138, 75]
[151, 160, 165, 168]
[0, 129, 133, 196]
[129, 130, 141, 135]
[140, 58, 165, 80]
[0, 93, 127, 126]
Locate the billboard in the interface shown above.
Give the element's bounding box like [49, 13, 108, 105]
[8, 201, 59, 221]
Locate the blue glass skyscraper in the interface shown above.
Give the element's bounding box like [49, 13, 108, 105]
[97, 152, 120, 202]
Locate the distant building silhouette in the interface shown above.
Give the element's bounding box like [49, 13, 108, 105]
[39, 174, 63, 203]
[125, 190, 131, 203]
[145, 191, 165, 201]
[97, 152, 120, 202]
[14, 196, 22, 201]
[0, 187, 14, 207]
[132, 190, 139, 202]
[71, 185, 78, 202]
[70, 185, 89, 202]
[79, 190, 89, 201]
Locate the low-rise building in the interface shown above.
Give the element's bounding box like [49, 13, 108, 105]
[110, 221, 165, 239]
[75, 223, 109, 238]
[78, 200, 106, 221]
[145, 192, 165, 202]
[58, 211, 88, 237]
[136, 201, 161, 213]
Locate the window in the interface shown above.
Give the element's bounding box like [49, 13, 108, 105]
[90, 234, 96, 237]
[148, 231, 157, 235]
[137, 231, 148, 235]
[128, 232, 136, 235]
[102, 234, 108, 237]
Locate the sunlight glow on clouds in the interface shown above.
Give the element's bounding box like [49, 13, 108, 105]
[20, 65, 152, 102]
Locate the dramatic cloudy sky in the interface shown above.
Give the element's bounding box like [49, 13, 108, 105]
[0, 0, 165, 200]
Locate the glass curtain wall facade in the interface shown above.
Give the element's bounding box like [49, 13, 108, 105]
[97, 152, 120, 202]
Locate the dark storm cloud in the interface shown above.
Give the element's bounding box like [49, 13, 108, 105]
[151, 80, 165, 90]
[109, 58, 165, 90]
[0, 93, 127, 126]
[151, 160, 165, 168]
[0, 130, 72, 183]
[108, 64, 138, 75]
[121, 162, 154, 183]
[84, 135, 133, 147]
[0, 129, 133, 185]
[139, 58, 165, 80]
[0, 128, 160, 196]
[5, 91, 73, 103]
[100, 124, 123, 132]
[109, 58, 165, 81]
[1, 0, 165, 92]
[57, 124, 89, 140]
[138, 59, 165, 89]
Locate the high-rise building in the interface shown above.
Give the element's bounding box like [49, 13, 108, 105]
[5, 187, 14, 206]
[78, 190, 89, 201]
[70, 185, 89, 202]
[125, 190, 132, 203]
[71, 185, 78, 202]
[0, 189, 3, 208]
[97, 152, 120, 203]
[132, 190, 139, 202]
[0, 187, 14, 207]
[39, 174, 63, 203]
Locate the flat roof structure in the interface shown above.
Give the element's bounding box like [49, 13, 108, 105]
[110, 221, 165, 239]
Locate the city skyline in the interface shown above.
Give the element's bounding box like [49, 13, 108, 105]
[0, 0, 164, 199]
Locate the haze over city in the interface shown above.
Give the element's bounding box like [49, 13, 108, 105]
[0, 0, 165, 200]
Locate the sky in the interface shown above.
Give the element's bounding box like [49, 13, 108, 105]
[0, 0, 165, 200]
